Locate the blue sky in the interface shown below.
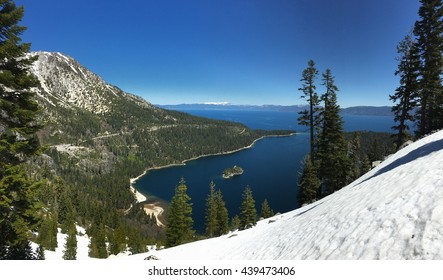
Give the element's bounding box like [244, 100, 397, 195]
[17, 0, 420, 107]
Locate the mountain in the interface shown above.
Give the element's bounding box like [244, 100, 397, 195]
[123, 129, 443, 260]
[159, 103, 393, 116]
[30, 51, 270, 165]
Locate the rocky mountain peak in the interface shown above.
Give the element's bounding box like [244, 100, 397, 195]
[30, 51, 152, 114]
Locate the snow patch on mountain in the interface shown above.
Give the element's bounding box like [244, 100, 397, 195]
[29, 51, 154, 114]
[122, 130, 443, 260]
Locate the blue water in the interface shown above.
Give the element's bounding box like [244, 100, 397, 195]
[180, 109, 395, 132]
[136, 110, 395, 233]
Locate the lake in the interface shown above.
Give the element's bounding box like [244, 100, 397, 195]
[135, 110, 395, 233]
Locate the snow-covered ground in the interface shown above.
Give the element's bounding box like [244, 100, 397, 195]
[122, 130, 443, 260]
[32, 226, 92, 260]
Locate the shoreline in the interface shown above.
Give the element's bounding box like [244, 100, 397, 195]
[129, 132, 296, 204]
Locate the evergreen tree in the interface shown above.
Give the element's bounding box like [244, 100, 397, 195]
[36, 244, 45, 260]
[390, 34, 420, 149]
[348, 132, 363, 182]
[298, 60, 321, 164]
[414, 0, 443, 135]
[230, 215, 241, 231]
[361, 154, 372, 175]
[214, 189, 229, 236]
[88, 223, 107, 258]
[108, 225, 126, 255]
[36, 210, 58, 251]
[62, 227, 77, 260]
[298, 156, 321, 205]
[165, 178, 194, 247]
[127, 227, 146, 254]
[260, 199, 274, 219]
[239, 186, 257, 229]
[317, 69, 349, 194]
[0, 0, 42, 260]
[205, 181, 217, 238]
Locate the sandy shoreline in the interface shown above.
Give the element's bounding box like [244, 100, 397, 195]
[129, 132, 296, 219]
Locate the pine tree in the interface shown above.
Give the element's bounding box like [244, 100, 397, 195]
[260, 199, 274, 219]
[127, 227, 146, 254]
[390, 34, 420, 149]
[414, 0, 443, 135]
[214, 189, 229, 236]
[205, 181, 217, 238]
[36, 244, 45, 260]
[298, 60, 321, 164]
[317, 69, 349, 194]
[165, 178, 194, 247]
[0, 0, 42, 259]
[88, 223, 107, 258]
[36, 210, 58, 251]
[239, 186, 257, 229]
[62, 227, 77, 260]
[348, 132, 362, 182]
[230, 215, 241, 231]
[108, 225, 126, 255]
[298, 156, 321, 205]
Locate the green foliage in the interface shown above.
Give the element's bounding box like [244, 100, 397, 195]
[390, 34, 420, 149]
[36, 244, 45, 260]
[214, 189, 229, 236]
[317, 69, 349, 195]
[298, 60, 321, 163]
[230, 215, 241, 231]
[127, 226, 146, 255]
[62, 227, 77, 260]
[260, 199, 274, 219]
[239, 186, 257, 229]
[36, 209, 58, 251]
[298, 156, 321, 205]
[0, 0, 43, 259]
[205, 181, 217, 238]
[165, 178, 194, 247]
[88, 223, 107, 259]
[205, 181, 229, 237]
[108, 225, 126, 255]
[413, 0, 443, 136]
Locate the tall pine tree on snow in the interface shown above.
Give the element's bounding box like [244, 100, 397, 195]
[0, 0, 43, 260]
[260, 199, 274, 219]
[390, 34, 419, 149]
[165, 178, 194, 247]
[214, 189, 229, 236]
[413, 0, 443, 135]
[316, 69, 349, 195]
[298, 60, 321, 164]
[205, 181, 217, 238]
[298, 156, 321, 205]
[239, 186, 257, 229]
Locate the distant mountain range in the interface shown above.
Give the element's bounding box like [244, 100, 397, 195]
[158, 104, 394, 116]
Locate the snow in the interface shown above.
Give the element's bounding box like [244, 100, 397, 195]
[122, 130, 443, 260]
[32, 226, 92, 260]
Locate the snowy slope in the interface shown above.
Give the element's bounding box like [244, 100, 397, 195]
[124, 130, 443, 260]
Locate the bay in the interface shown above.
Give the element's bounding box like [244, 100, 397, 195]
[135, 110, 395, 233]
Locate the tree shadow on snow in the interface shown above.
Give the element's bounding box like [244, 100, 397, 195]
[354, 138, 443, 187]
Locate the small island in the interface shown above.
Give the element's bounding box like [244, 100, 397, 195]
[223, 165, 244, 179]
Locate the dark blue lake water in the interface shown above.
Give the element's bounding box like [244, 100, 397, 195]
[135, 110, 395, 233]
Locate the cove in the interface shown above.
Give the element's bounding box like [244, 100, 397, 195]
[135, 133, 309, 233]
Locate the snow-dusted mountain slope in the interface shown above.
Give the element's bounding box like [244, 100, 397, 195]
[125, 130, 443, 260]
[30, 51, 154, 114]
